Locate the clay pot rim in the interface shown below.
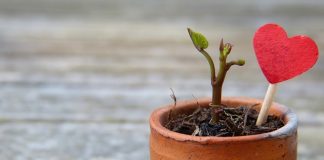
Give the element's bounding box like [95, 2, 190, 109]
[150, 97, 298, 144]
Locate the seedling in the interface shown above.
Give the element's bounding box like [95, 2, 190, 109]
[187, 28, 245, 124]
[166, 27, 300, 136]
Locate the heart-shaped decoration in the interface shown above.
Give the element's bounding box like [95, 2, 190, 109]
[253, 23, 319, 84]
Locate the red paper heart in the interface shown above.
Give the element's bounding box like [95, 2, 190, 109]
[253, 24, 319, 84]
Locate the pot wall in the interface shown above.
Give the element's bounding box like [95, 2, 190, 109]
[149, 97, 297, 160]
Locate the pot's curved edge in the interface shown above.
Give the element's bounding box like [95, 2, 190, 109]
[149, 97, 298, 144]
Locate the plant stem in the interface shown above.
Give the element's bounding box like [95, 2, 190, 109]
[200, 49, 224, 125]
[211, 43, 245, 107]
[213, 53, 227, 106]
[200, 49, 217, 99]
[209, 43, 245, 124]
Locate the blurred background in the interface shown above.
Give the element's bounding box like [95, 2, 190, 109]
[0, 0, 323, 159]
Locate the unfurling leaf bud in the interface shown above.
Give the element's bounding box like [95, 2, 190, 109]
[187, 28, 209, 50]
[219, 38, 224, 52]
[223, 43, 233, 55]
[237, 59, 245, 66]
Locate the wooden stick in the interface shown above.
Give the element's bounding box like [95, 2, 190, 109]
[256, 83, 277, 126]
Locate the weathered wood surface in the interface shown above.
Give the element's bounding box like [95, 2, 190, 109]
[0, 0, 324, 159]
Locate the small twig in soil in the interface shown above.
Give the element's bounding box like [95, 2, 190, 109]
[243, 107, 251, 128]
[168, 88, 177, 121]
[243, 103, 259, 128]
[170, 88, 177, 106]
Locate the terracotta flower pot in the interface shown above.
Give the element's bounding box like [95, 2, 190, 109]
[149, 97, 297, 160]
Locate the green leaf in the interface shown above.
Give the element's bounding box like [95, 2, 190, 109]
[188, 28, 209, 50]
